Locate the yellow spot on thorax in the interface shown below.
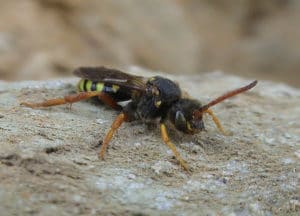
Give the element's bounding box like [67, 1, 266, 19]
[112, 85, 120, 93]
[155, 100, 162, 108]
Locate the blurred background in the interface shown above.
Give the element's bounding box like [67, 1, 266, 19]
[0, 0, 299, 87]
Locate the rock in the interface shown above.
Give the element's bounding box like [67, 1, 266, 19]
[1, 1, 300, 87]
[0, 68, 299, 215]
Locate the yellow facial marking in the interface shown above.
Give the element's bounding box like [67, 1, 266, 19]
[186, 122, 193, 132]
[112, 84, 120, 93]
[96, 83, 104, 92]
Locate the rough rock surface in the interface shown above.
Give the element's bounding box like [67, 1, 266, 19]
[0, 68, 299, 215]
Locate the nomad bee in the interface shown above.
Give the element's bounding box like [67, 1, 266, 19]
[21, 66, 257, 171]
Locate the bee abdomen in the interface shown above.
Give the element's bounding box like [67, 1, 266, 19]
[77, 79, 132, 102]
[77, 79, 103, 92]
[77, 79, 120, 93]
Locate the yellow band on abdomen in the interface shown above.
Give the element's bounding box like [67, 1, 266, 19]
[77, 79, 85, 92]
[77, 79, 106, 93]
[96, 83, 104, 92]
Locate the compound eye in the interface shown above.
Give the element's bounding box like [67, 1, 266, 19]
[175, 111, 187, 132]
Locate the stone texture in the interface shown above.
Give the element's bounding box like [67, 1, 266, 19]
[0, 68, 299, 215]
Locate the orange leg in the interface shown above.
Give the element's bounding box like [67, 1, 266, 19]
[99, 113, 127, 159]
[20, 91, 120, 110]
[204, 109, 228, 135]
[160, 123, 189, 172]
[98, 94, 122, 110]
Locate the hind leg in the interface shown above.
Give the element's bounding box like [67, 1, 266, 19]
[21, 91, 121, 110]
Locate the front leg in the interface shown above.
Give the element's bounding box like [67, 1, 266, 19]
[160, 122, 190, 172]
[204, 109, 228, 135]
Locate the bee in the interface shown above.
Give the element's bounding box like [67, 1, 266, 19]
[21, 66, 257, 172]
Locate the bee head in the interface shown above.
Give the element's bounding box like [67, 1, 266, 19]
[169, 99, 205, 134]
[168, 80, 258, 134]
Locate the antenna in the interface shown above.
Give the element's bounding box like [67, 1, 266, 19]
[194, 80, 257, 118]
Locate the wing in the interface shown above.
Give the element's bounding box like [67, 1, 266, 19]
[73, 66, 147, 92]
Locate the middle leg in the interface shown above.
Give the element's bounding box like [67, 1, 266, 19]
[99, 112, 128, 159]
